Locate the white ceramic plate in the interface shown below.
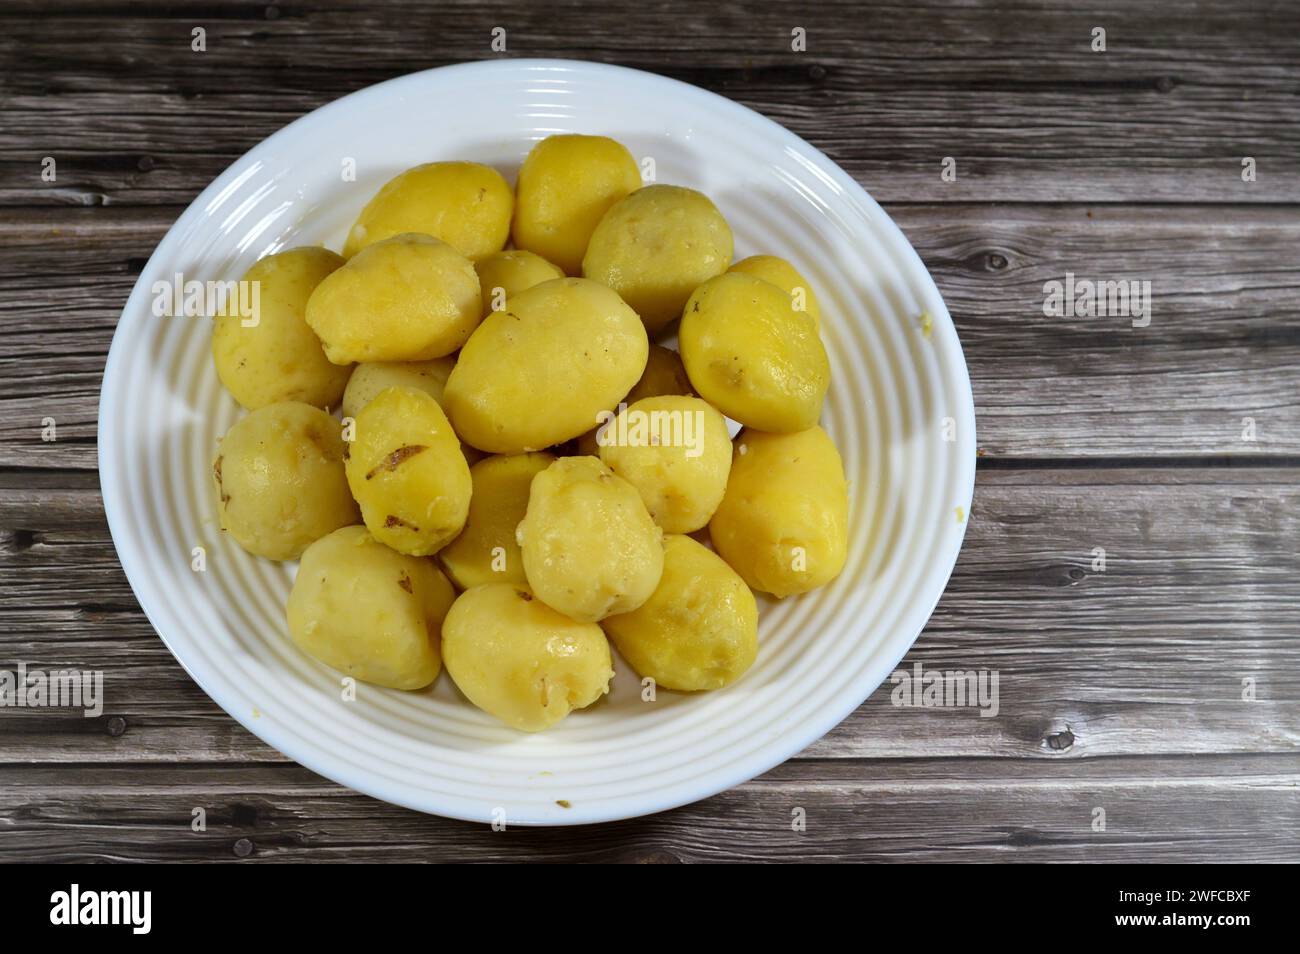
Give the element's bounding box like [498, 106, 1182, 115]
[100, 59, 975, 825]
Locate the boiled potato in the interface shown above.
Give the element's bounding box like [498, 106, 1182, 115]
[443, 277, 648, 454]
[575, 344, 694, 456]
[513, 134, 642, 275]
[344, 386, 471, 556]
[474, 250, 564, 316]
[213, 402, 358, 560]
[341, 357, 456, 419]
[598, 395, 731, 533]
[442, 582, 613, 732]
[603, 534, 757, 691]
[287, 525, 455, 690]
[709, 427, 848, 597]
[680, 272, 829, 432]
[582, 184, 732, 335]
[306, 234, 481, 363]
[343, 161, 513, 259]
[212, 247, 350, 410]
[728, 254, 822, 327]
[438, 452, 554, 589]
[517, 456, 664, 622]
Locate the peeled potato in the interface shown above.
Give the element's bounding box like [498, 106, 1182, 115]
[213, 402, 358, 561]
[344, 386, 471, 556]
[287, 525, 455, 690]
[680, 272, 829, 432]
[575, 344, 694, 456]
[728, 254, 822, 327]
[442, 582, 613, 732]
[343, 161, 513, 259]
[709, 427, 848, 597]
[306, 234, 481, 364]
[438, 452, 554, 589]
[474, 250, 565, 316]
[513, 134, 642, 275]
[517, 456, 664, 622]
[212, 247, 350, 410]
[603, 534, 757, 691]
[341, 357, 456, 419]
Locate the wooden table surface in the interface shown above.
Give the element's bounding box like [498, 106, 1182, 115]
[2, 0, 1298, 863]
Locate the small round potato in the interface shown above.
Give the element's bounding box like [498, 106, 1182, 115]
[212, 247, 350, 410]
[582, 184, 733, 334]
[517, 456, 664, 622]
[213, 402, 358, 561]
[306, 234, 481, 364]
[513, 134, 642, 275]
[438, 452, 555, 590]
[343, 161, 513, 260]
[680, 272, 829, 432]
[443, 277, 648, 454]
[442, 582, 614, 732]
[344, 386, 471, 556]
[598, 395, 731, 533]
[709, 426, 848, 597]
[575, 344, 694, 456]
[728, 254, 822, 327]
[603, 534, 757, 691]
[341, 358, 456, 420]
[474, 250, 565, 316]
[287, 526, 455, 690]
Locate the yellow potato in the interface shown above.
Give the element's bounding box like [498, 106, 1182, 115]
[603, 534, 757, 691]
[575, 344, 694, 456]
[442, 582, 613, 732]
[582, 184, 733, 335]
[287, 525, 455, 690]
[341, 358, 456, 419]
[306, 234, 481, 363]
[709, 427, 848, 597]
[728, 254, 822, 327]
[443, 277, 648, 454]
[212, 247, 350, 410]
[343, 161, 513, 259]
[680, 272, 829, 432]
[474, 250, 565, 316]
[344, 386, 471, 556]
[512, 134, 642, 275]
[598, 396, 731, 533]
[438, 452, 554, 589]
[213, 402, 358, 561]
[517, 456, 664, 622]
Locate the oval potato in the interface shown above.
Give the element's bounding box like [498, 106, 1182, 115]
[728, 254, 821, 328]
[473, 250, 565, 316]
[575, 344, 693, 456]
[341, 357, 456, 420]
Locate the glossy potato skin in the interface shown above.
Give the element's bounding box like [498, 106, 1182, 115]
[443, 277, 648, 454]
[598, 395, 732, 533]
[287, 526, 455, 690]
[603, 534, 758, 691]
[582, 185, 733, 335]
[343, 161, 514, 260]
[442, 583, 614, 732]
[473, 250, 565, 316]
[344, 386, 471, 556]
[728, 254, 822, 327]
[341, 357, 456, 419]
[438, 452, 555, 590]
[513, 134, 642, 275]
[213, 402, 358, 561]
[680, 272, 829, 432]
[709, 427, 848, 597]
[212, 247, 350, 410]
[517, 456, 664, 622]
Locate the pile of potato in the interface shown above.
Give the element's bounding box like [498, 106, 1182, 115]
[210, 135, 849, 732]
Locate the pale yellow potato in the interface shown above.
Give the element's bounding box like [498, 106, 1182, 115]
[343, 161, 513, 259]
[341, 358, 456, 419]
[344, 386, 471, 556]
[602, 534, 757, 691]
[728, 254, 822, 328]
[575, 345, 694, 456]
[438, 452, 555, 589]
[680, 272, 829, 432]
[443, 277, 648, 454]
[213, 402, 358, 561]
[582, 184, 733, 334]
[442, 582, 614, 732]
[709, 427, 848, 597]
[306, 234, 481, 363]
[598, 395, 731, 533]
[512, 134, 642, 275]
[287, 525, 455, 690]
[474, 250, 565, 316]
[517, 456, 664, 622]
[212, 247, 350, 410]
